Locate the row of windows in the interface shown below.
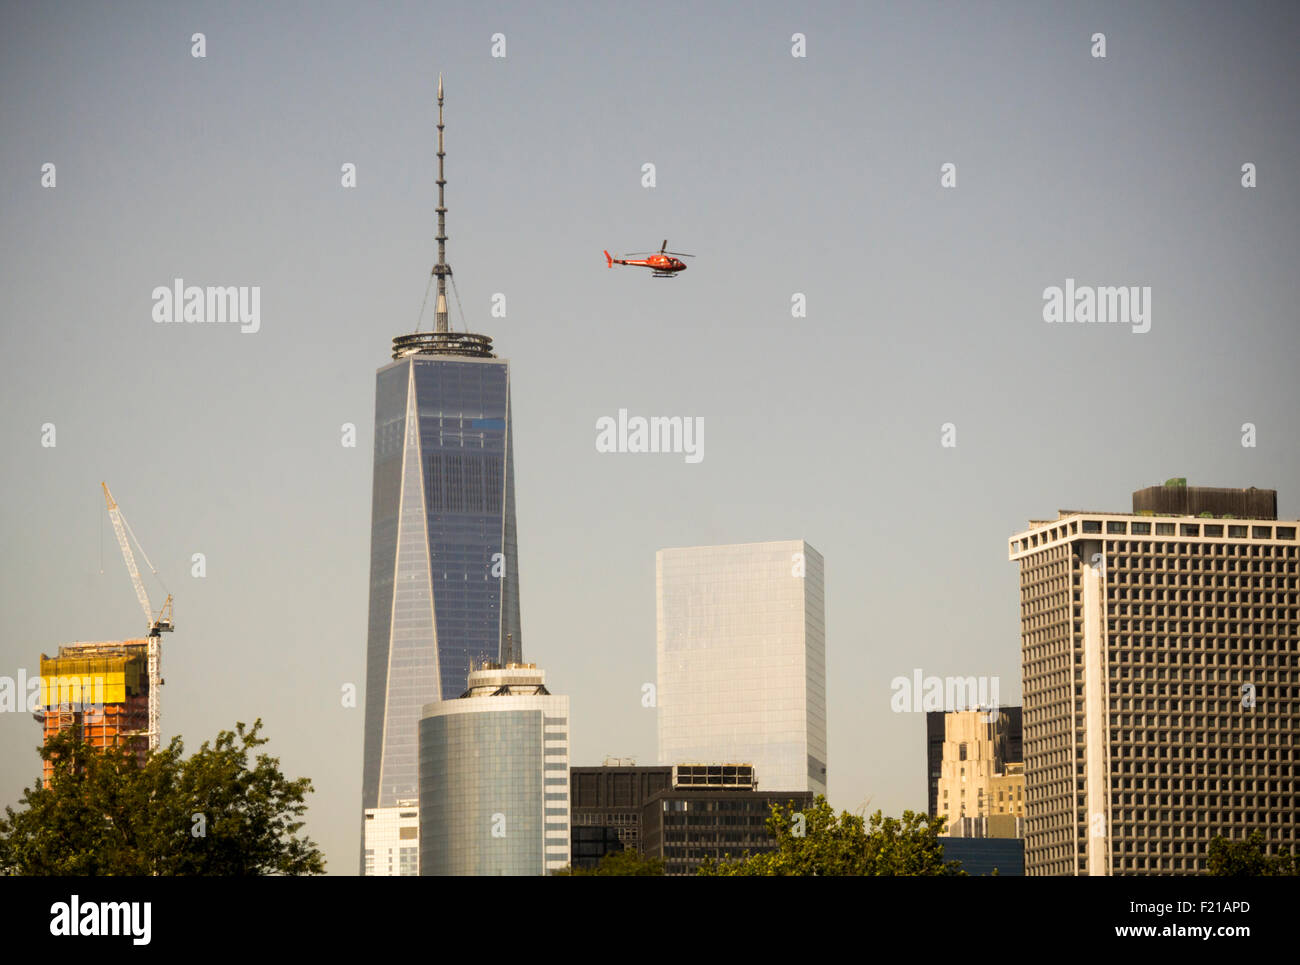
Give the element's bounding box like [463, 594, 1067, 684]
[661, 815, 772, 828]
[1107, 588, 1296, 604]
[1107, 701, 1300, 719]
[1117, 524, 1295, 539]
[1108, 613, 1297, 630]
[1106, 793, 1297, 812]
[1029, 605, 1297, 629]
[659, 799, 785, 813]
[1109, 560, 1299, 577]
[661, 847, 768, 861]
[1103, 679, 1291, 698]
[1112, 745, 1297, 764]
[661, 831, 774, 844]
[572, 813, 639, 826]
[1109, 730, 1297, 748]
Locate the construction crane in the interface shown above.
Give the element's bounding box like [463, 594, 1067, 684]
[101, 482, 173, 752]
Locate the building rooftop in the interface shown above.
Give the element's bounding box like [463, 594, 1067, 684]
[457, 662, 550, 698]
[1012, 483, 1293, 559]
[1131, 482, 1277, 519]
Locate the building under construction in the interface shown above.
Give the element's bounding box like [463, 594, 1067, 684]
[37, 639, 150, 784]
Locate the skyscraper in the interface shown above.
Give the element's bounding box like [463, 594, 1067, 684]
[361, 78, 523, 872]
[418, 663, 569, 875]
[656, 539, 827, 796]
[1008, 481, 1299, 875]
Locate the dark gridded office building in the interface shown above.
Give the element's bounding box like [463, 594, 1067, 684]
[639, 765, 812, 875]
[569, 765, 672, 868]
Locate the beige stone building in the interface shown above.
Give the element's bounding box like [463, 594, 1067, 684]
[1008, 483, 1299, 875]
[936, 710, 1025, 838]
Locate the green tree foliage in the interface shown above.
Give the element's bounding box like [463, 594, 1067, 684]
[0, 719, 324, 875]
[553, 848, 664, 876]
[1207, 831, 1298, 876]
[698, 796, 965, 876]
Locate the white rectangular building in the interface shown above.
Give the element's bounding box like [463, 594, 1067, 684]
[656, 539, 827, 796]
[362, 803, 420, 876]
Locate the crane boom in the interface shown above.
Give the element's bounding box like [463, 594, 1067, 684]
[101, 482, 173, 751]
[102, 483, 154, 629]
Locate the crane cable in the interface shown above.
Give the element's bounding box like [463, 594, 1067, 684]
[122, 514, 170, 597]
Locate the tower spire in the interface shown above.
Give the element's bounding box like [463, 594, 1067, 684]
[434, 73, 450, 333]
[391, 75, 495, 359]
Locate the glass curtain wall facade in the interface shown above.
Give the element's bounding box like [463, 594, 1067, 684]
[656, 539, 828, 796]
[361, 354, 522, 819]
[419, 673, 570, 876]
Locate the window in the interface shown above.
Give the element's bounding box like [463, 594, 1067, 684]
[399, 847, 418, 876]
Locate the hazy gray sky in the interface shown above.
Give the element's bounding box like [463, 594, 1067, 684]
[2, 0, 1297, 873]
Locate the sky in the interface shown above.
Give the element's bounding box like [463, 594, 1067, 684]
[1, 0, 1297, 873]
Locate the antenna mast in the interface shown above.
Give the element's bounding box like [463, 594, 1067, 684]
[433, 73, 451, 333]
[391, 76, 496, 360]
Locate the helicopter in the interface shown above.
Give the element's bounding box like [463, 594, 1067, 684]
[603, 240, 694, 277]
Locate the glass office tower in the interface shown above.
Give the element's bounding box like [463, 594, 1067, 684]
[418, 663, 569, 876]
[361, 78, 526, 873]
[656, 539, 828, 796]
[362, 340, 523, 820]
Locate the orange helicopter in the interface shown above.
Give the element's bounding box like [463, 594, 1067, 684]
[603, 240, 694, 277]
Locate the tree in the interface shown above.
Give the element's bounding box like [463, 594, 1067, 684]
[1207, 831, 1298, 876]
[553, 848, 664, 876]
[698, 796, 965, 876]
[0, 719, 324, 875]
